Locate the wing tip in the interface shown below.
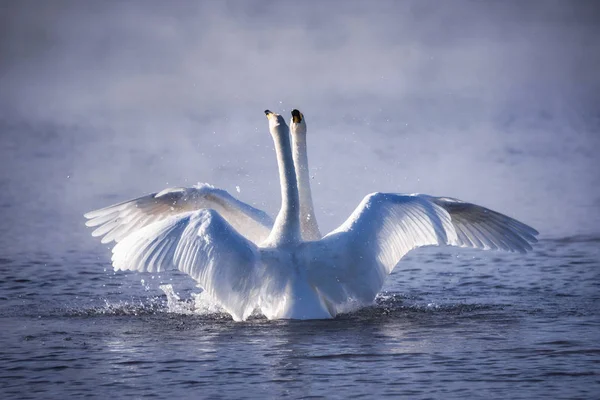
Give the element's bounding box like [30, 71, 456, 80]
[85, 218, 103, 227]
[83, 210, 99, 219]
[84, 205, 123, 219]
[531, 227, 540, 237]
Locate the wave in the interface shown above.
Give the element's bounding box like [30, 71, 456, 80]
[546, 234, 600, 244]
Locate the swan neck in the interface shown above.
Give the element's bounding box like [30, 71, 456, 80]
[292, 132, 321, 240]
[267, 129, 301, 245]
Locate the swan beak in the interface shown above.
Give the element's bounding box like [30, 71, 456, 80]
[291, 109, 303, 123]
[265, 110, 275, 119]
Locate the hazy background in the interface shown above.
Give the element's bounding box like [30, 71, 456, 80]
[1, 0, 599, 257]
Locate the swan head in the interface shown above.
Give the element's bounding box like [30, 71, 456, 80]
[265, 110, 289, 137]
[290, 109, 307, 135]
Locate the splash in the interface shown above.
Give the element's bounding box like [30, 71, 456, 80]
[159, 284, 226, 316]
[65, 298, 164, 317]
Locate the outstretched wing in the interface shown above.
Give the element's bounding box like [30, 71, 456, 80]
[84, 183, 273, 244]
[305, 192, 538, 307]
[427, 196, 539, 252]
[112, 209, 259, 321]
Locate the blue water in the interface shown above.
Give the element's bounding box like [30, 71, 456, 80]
[1, 236, 599, 399]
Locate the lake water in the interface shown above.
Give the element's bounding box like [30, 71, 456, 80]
[1, 234, 598, 399]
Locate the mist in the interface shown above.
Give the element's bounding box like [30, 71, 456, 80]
[1, 0, 599, 255]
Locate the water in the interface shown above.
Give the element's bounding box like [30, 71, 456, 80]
[1, 237, 598, 399]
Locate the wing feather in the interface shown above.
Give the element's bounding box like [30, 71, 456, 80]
[305, 193, 455, 306]
[306, 192, 538, 309]
[112, 209, 259, 321]
[85, 183, 273, 245]
[429, 196, 539, 253]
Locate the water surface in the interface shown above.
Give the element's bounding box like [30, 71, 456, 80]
[1, 237, 598, 399]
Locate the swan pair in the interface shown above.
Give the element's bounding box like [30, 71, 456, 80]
[85, 110, 538, 321]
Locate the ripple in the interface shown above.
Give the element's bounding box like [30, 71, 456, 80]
[64, 299, 166, 317]
[542, 371, 597, 377]
[551, 234, 600, 244]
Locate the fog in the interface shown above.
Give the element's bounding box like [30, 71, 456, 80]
[1, 0, 599, 254]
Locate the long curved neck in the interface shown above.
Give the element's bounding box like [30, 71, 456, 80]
[266, 129, 301, 246]
[292, 132, 321, 241]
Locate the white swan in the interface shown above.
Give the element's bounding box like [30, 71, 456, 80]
[87, 110, 538, 321]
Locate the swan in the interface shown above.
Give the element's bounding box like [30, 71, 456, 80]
[86, 109, 538, 321]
